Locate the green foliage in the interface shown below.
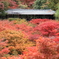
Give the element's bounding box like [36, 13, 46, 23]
[2, 1, 9, 10]
[33, 0, 59, 10]
[55, 3, 59, 20]
[47, 0, 59, 10]
[0, 10, 6, 16]
[8, 18, 20, 21]
[33, 0, 46, 9]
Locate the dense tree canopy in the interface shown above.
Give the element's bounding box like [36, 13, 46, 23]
[46, 0, 59, 10]
[33, 0, 47, 9]
[0, 0, 59, 10]
[0, 0, 18, 16]
[33, 0, 59, 10]
[0, 0, 35, 9]
[0, 0, 18, 10]
[0, 0, 59, 17]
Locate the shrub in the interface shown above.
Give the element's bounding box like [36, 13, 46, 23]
[0, 39, 10, 57]
[1, 56, 23, 59]
[22, 37, 59, 59]
[0, 30, 35, 55]
[0, 19, 39, 41]
[30, 19, 50, 25]
[34, 20, 59, 36]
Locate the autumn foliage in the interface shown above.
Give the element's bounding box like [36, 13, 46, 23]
[34, 20, 59, 36]
[0, 18, 59, 59]
[20, 0, 35, 7]
[22, 37, 59, 59]
[0, 0, 35, 10]
[0, 0, 18, 10]
[0, 39, 10, 57]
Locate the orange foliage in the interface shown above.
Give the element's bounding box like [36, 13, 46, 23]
[0, 30, 35, 55]
[22, 37, 59, 59]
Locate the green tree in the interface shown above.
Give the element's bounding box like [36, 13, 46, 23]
[46, 0, 59, 10]
[55, 3, 59, 20]
[33, 0, 47, 9]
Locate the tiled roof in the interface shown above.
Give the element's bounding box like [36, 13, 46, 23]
[5, 9, 55, 15]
